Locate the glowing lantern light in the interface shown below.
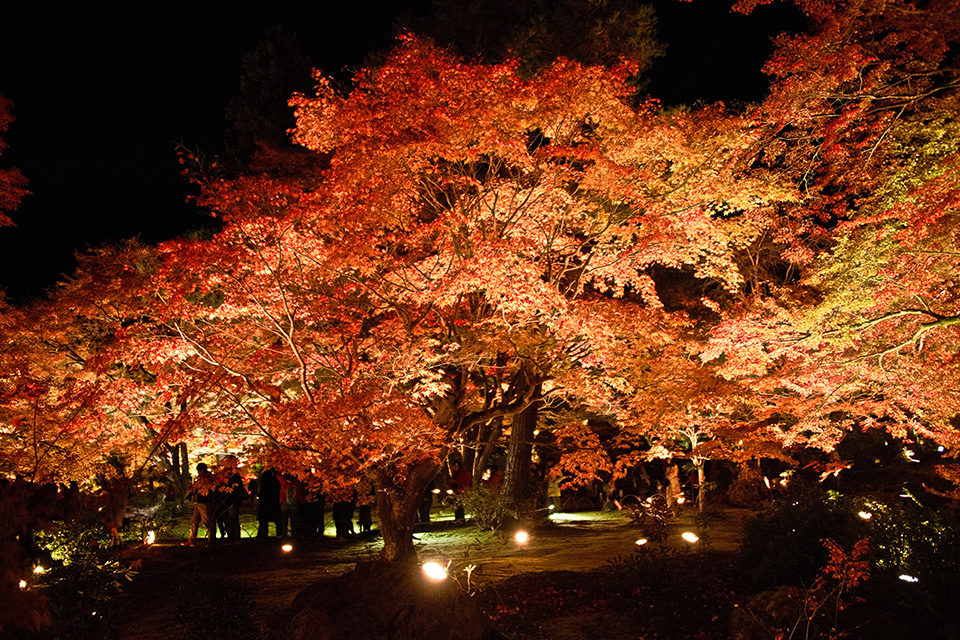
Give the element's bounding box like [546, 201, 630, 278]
[432, 488, 441, 494]
[514, 530, 529, 545]
[421, 561, 448, 581]
[446, 489, 454, 495]
[635, 538, 648, 546]
[858, 511, 872, 520]
[681, 531, 700, 544]
[281, 543, 293, 553]
[677, 496, 686, 505]
[145, 530, 156, 545]
[899, 574, 919, 583]
[32, 565, 45, 575]
[19, 580, 27, 589]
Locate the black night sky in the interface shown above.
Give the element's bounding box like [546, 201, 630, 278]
[0, 0, 801, 300]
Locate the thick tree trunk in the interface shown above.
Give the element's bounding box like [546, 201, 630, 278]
[374, 460, 441, 562]
[501, 384, 541, 506]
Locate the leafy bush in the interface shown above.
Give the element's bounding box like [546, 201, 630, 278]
[741, 481, 960, 612]
[460, 487, 523, 530]
[7, 519, 134, 640]
[740, 482, 865, 588]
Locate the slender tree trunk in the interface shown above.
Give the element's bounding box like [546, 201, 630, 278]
[473, 417, 502, 484]
[374, 460, 440, 562]
[501, 384, 541, 506]
[461, 425, 477, 476]
[697, 462, 706, 514]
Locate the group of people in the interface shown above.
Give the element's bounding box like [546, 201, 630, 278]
[185, 457, 510, 544]
[186, 460, 380, 544]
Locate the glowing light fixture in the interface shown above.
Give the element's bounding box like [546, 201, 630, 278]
[145, 530, 156, 545]
[677, 496, 686, 505]
[514, 530, 529, 545]
[432, 488, 441, 494]
[446, 489, 454, 495]
[899, 574, 919, 583]
[938, 446, 945, 452]
[681, 531, 700, 544]
[19, 579, 27, 589]
[421, 561, 448, 581]
[635, 538, 648, 546]
[763, 476, 771, 489]
[281, 543, 293, 553]
[548, 504, 555, 510]
[858, 511, 872, 520]
[32, 565, 45, 575]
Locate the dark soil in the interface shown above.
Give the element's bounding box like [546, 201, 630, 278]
[475, 550, 744, 640]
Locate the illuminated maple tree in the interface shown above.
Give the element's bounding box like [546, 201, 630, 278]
[704, 0, 960, 458]
[144, 34, 798, 560]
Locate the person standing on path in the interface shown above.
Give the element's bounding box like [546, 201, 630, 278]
[256, 469, 282, 538]
[186, 463, 216, 545]
[449, 460, 471, 522]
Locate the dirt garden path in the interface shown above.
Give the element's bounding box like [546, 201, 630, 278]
[116, 505, 755, 639]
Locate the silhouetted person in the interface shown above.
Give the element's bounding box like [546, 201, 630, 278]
[256, 469, 281, 538]
[418, 480, 435, 523]
[216, 456, 246, 542]
[449, 460, 471, 521]
[356, 477, 374, 533]
[278, 473, 303, 538]
[300, 479, 325, 537]
[332, 492, 355, 538]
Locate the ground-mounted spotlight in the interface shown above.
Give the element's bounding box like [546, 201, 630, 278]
[635, 538, 648, 546]
[857, 511, 872, 520]
[513, 530, 530, 545]
[281, 543, 293, 553]
[421, 561, 448, 581]
[19, 579, 27, 589]
[548, 504, 555, 510]
[32, 565, 45, 575]
[899, 574, 919, 583]
[677, 496, 686, 505]
[145, 530, 156, 545]
[681, 531, 700, 544]
[432, 488, 441, 494]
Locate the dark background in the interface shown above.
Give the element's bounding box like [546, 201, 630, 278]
[0, 0, 801, 299]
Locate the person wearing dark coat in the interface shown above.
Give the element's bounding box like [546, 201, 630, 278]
[449, 460, 471, 522]
[331, 489, 356, 539]
[256, 469, 282, 538]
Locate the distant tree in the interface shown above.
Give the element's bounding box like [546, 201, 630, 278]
[409, 0, 663, 80]
[0, 95, 28, 227]
[223, 26, 315, 169]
